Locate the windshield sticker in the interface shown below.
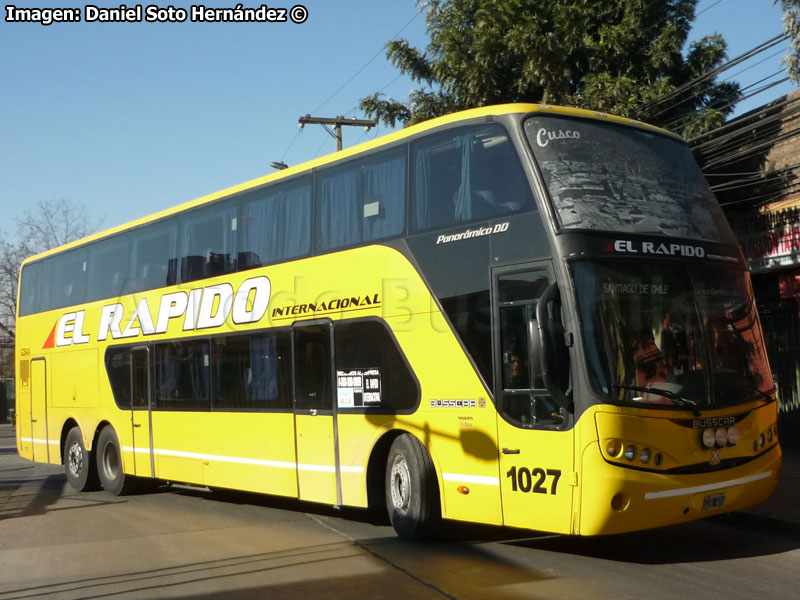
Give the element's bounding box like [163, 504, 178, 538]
[337, 368, 381, 408]
[695, 288, 743, 298]
[602, 282, 670, 295]
[535, 128, 581, 147]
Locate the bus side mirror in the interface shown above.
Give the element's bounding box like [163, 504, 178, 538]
[535, 282, 572, 413]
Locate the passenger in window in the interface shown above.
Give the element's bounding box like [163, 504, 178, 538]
[508, 351, 526, 388]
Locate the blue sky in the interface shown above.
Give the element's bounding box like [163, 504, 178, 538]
[0, 0, 796, 236]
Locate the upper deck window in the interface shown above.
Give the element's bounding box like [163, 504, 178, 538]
[410, 123, 535, 232]
[524, 115, 735, 243]
[179, 203, 237, 283]
[239, 177, 311, 269]
[316, 149, 406, 251]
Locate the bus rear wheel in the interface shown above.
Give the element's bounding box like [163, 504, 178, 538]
[96, 426, 137, 495]
[64, 426, 100, 492]
[385, 434, 440, 540]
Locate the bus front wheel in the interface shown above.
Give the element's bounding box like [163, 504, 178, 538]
[385, 434, 440, 540]
[96, 426, 138, 495]
[64, 426, 99, 492]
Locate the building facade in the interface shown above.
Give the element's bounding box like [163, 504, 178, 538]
[695, 91, 800, 445]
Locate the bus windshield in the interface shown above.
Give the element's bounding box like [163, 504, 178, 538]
[524, 115, 736, 243]
[572, 261, 773, 410]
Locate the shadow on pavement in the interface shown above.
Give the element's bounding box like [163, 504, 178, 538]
[503, 511, 800, 564]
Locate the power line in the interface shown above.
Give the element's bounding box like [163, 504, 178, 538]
[280, 129, 301, 163]
[694, 98, 800, 163]
[698, 117, 800, 168]
[637, 33, 789, 120]
[722, 47, 788, 83]
[308, 11, 421, 116]
[652, 33, 788, 116]
[701, 122, 800, 169]
[696, 0, 726, 18]
[664, 71, 790, 132]
[719, 187, 800, 207]
[705, 163, 800, 178]
[690, 93, 800, 146]
[298, 115, 378, 152]
[279, 10, 421, 164]
[665, 69, 786, 132]
[709, 162, 800, 192]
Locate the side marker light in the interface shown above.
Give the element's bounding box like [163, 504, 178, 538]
[606, 439, 622, 457]
[624, 445, 636, 461]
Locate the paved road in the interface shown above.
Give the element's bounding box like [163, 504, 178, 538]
[2, 424, 799, 600]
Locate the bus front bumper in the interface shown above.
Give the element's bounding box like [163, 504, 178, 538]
[578, 442, 782, 535]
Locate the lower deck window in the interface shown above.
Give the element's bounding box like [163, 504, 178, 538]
[105, 319, 418, 412]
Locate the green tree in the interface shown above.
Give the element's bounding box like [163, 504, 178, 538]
[776, 0, 800, 82]
[361, 0, 739, 136]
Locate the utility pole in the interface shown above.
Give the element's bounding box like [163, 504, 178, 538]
[298, 115, 378, 151]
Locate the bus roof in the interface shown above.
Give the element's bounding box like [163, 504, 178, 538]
[21, 103, 676, 266]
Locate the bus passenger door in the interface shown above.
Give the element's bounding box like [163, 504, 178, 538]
[493, 264, 574, 534]
[292, 322, 340, 505]
[130, 347, 155, 478]
[30, 358, 49, 462]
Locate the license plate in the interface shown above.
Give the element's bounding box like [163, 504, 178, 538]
[702, 492, 726, 511]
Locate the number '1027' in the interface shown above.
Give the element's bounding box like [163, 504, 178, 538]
[506, 466, 561, 494]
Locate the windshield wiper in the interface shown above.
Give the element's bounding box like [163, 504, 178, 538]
[724, 379, 776, 406]
[610, 384, 702, 416]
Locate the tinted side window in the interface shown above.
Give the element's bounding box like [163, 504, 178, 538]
[130, 220, 177, 294]
[106, 347, 132, 409]
[51, 247, 87, 309]
[212, 332, 292, 410]
[154, 340, 211, 410]
[18, 262, 41, 317]
[87, 233, 131, 302]
[180, 202, 238, 283]
[294, 325, 332, 410]
[411, 124, 534, 232]
[334, 320, 418, 411]
[239, 178, 311, 269]
[317, 149, 406, 251]
[440, 290, 493, 390]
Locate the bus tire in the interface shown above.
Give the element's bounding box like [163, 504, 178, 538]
[64, 426, 100, 492]
[385, 434, 441, 540]
[96, 426, 137, 495]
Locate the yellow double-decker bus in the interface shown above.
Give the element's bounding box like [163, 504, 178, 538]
[15, 104, 781, 539]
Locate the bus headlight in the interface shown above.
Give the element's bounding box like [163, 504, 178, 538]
[639, 448, 651, 464]
[702, 428, 716, 449]
[727, 426, 739, 446]
[715, 427, 728, 447]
